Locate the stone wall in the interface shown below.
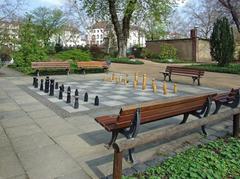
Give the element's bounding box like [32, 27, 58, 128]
[146, 38, 212, 63]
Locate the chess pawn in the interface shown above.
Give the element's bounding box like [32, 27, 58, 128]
[33, 77, 37, 86]
[142, 74, 147, 90]
[40, 79, 44, 91]
[59, 86, 63, 99]
[94, 96, 99, 106]
[74, 89, 79, 109]
[133, 80, 137, 89]
[173, 83, 177, 93]
[55, 82, 59, 89]
[134, 72, 138, 85]
[61, 84, 64, 92]
[66, 86, 71, 103]
[163, 81, 167, 95]
[84, 92, 88, 102]
[153, 81, 157, 93]
[44, 77, 49, 93]
[112, 73, 115, 81]
[34, 78, 38, 88]
[49, 79, 54, 96]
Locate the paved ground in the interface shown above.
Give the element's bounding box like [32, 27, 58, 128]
[110, 60, 240, 89]
[0, 63, 239, 179]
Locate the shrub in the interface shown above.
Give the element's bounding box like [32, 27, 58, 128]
[131, 46, 143, 58]
[54, 43, 63, 53]
[108, 57, 144, 64]
[0, 46, 12, 64]
[159, 44, 177, 60]
[89, 45, 107, 60]
[210, 17, 235, 66]
[142, 44, 177, 60]
[54, 48, 92, 61]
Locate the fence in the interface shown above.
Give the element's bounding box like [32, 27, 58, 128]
[112, 107, 240, 179]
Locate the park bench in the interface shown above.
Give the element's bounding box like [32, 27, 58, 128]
[212, 88, 240, 114]
[162, 66, 205, 86]
[77, 61, 110, 74]
[31, 61, 70, 76]
[95, 93, 216, 162]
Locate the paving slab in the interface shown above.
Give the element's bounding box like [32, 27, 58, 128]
[5, 124, 42, 139]
[54, 170, 91, 179]
[0, 146, 25, 179]
[11, 132, 55, 153]
[0, 116, 34, 128]
[18, 144, 82, 179]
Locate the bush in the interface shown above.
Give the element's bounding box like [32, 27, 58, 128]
[89, 45, 107, 60]
[55, 43, 63, 53]
[159, 44, 177, 60]
[210, 17, 235, 66]
[131, 46, 143, 58]
[54, 49, 92, 61]
[108, 57, 144, 64]
[142, 44, 177, 60]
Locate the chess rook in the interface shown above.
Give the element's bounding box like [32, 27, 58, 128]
[34, 78, 38, 88]
[74, 89, 79, 109]
[55, 82, 59, 89]
[61, 84, 64, 92]
[66, 86, 71, 103]
[40, 79, 44, 91]
[142, 74, 147, 90]
[94, 96, 99, 106]
[163, 81, 167, 95]
[84, 92, 88, 102]
[134, 72, 138, 85]
[49, 79, 55, 96]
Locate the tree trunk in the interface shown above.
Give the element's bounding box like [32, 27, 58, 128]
[118, 37, 127, 57]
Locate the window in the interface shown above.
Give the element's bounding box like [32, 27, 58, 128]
[97, 35, 99, 39]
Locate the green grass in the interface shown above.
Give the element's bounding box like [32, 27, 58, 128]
[109, 57, 144, 64]
[186, 63, 240, 74]
[124, 137, 240, 179]
[53, 49, 92, 61]
[151, 59, 193, 64]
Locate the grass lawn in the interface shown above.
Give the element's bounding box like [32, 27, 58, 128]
[124, 137, 240, 179]
[186, 63, 240, 74]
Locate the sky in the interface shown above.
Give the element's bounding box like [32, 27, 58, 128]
[25, 0, 189, 11]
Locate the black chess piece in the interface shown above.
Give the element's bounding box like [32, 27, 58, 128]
[84, 92, 88, 102]
[59, 86, 63, 99]
[61, 84, 64, 92]
[34, 78, 38, 88]
[66, 86, 71, 103]
[55, 82, 59, 89]
[49, 79, 55, 96]
[40, 79, 44, 91]
[94, 96, 99, 106]
[74, 89, 79, 109]
[33, 77, 36, 86]
[44, 77, 49, 93]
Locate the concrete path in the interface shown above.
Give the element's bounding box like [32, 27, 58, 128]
[0, 65, 238, 179]
[110, 60, 240, 89]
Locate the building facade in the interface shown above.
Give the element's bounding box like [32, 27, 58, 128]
[86, 21, 146, 48]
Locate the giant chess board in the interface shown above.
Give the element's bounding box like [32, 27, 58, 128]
[27, 78, 188, 115]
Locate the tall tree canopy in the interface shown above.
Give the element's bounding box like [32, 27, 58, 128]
[218, 0, 240, 33]
[28, 7, 66, 47]
[73, 0, 173, 57]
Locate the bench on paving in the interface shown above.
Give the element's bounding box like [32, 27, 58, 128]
[162, 66, 205, 86]
[212, 88, 240, 114]
[95, 93, 216, 162]
[77, 61, 110, 74]
[31, 61, 70, 76]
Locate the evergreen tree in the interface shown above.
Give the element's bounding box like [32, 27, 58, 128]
[210, 17, 235, 66]
[14, 17, 47, 68]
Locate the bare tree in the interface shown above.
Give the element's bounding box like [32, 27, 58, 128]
[0, 0, 25, 21]
[218, 0, 240, 33]
[181, 0, 224, 38]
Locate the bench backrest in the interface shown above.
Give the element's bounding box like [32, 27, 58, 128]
[31, 62, 70, 69]
[166, 66, 204, 76]
[213, 88, 240, 101]
[116, 93, 216, 128]
[77, 61, 109, 68]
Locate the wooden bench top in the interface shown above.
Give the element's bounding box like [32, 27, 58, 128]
[165, 66, 204, 76]
[77, 61, 109, 69]
[31, 62, 70, 69]
[96, 93, 216, 131]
